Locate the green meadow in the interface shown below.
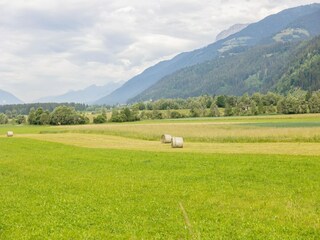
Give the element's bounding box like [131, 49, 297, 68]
[1, 114, 320, 239]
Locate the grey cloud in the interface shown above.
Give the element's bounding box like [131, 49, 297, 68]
[0, 0, 319, 101]
[0, 7, 95, 31]
[69, 51, 113, 65]
[102, 31, 137, 51]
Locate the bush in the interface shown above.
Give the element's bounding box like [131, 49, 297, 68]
[110, 110, 126, 122]
[208, 103, 220, 117]
[0, 113, 8, 124]
[50, 106, 88, 125]
[309, 93, 320, 113]
[40, 111, 51, 125]
[110, 108, 140, 122]
[28, 108, 36, 124]
[139, 111, 152, 120]
[15, 115, 26, 124]
[224, 105, 234, 116]
[151, 110, 164, 120]
[277, 96, 301, 114]
[28, 107, 50, 125]
[170, 111, 183, 119]
[216, 95, 226, 108]
[93, 114, 107, 124]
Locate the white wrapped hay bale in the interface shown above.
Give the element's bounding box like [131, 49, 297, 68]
[161, 134, 172, 143]
[171, 137, 183, 148]
[7, 131, 14, 137]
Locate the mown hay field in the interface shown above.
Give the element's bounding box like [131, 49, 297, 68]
[39, 113, 320, 143]
[0, 114, 320, 239]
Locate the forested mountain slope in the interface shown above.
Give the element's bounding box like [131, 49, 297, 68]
[276, 37, 320, 92]
[131, 36, 320, 101]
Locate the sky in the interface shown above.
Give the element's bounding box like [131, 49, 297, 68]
[0, 0, 319, 102]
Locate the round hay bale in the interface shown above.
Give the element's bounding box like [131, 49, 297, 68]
[161, 134, 172, 143]
[171, 137, 183, 148]
[7, 131, 14, 137]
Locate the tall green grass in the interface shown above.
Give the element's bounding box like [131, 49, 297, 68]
[2, 114, 320, 144]
[0, 125, 52, 135]
[240, 121, 320, 128]
[0, 138, 319, 239]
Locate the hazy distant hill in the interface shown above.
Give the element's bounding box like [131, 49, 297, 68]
[0, 89, 23, 105]
[215, 24, 249, 41]
[96, 3, 320, 105]
[36, 82, 122, 104]
[131, 36, 320, 101]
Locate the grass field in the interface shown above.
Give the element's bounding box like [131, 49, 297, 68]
[0, 114, 320, 239]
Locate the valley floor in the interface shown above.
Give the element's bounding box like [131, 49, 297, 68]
[0, 114, 319, 239]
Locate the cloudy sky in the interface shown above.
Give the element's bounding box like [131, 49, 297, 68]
[0, 0, 319, 102]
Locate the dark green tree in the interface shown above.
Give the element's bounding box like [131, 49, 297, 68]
[15, 115, 26, 124]
[28, 108, 36, 124]
[216, 95, 226, 108]
[50, 106, 88, 125]
[308, 92, 320, 113]
[40, 110, 51, 125]
[0, 113, 8, 124]
[170, 111, 183, 119]
[209, 103, 220, 117]
[93, 114, 107, 124]
[277, 95, 301, 114]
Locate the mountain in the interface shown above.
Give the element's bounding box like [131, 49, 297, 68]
[215, 24, 249, 41]
[131, 36, 320, 101]
[0, 89, 23, 105]
[96, 3, 320, 105]
[36, 82, 122, 104]
[276, 36, 320, 93]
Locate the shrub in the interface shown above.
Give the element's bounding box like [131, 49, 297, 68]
[50, 106, 88, 125]
[93, 114, 107, 124]
[0, 113, 8, 124]
[110, 108, 140, 122]
[208, 103, 220, 117]
[15, 115, 26, 124]
[170, 111, 183, 119]
[151, 110, 164, 120]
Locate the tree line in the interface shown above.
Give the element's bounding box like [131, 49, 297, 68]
[130, 90, 319, 114]
[109, 90, 320, 121]
[0, 102, 88, 115]
[1, 90, 320, 125]
[27, 106, 89, 125]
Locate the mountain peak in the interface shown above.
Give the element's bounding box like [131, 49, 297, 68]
[0, 89, 23, 105]
[216, 24, 250, 41]
[35, 82, 122, 104]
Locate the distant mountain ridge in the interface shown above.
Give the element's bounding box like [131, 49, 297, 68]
[95, 3, 320, 105]
[0, 89, 23, 105]
[216, 24, 249, 41]
[36, 82, 122, 104]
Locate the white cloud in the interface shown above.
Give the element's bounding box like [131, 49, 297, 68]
[0, 0, 319, 101]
